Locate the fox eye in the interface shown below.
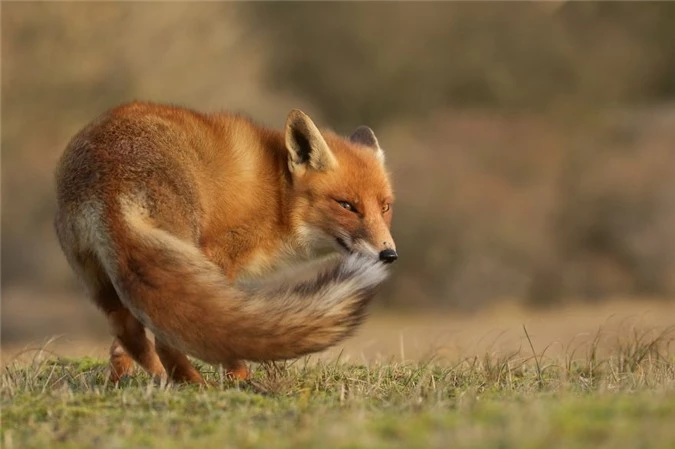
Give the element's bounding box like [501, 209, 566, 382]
[382, 203, 391, 213]
[336, 200, 357, 213]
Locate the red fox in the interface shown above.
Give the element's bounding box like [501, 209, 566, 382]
[54, 102, 396, 384]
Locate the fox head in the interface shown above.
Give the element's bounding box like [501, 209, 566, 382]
[285, 109, 397, 264]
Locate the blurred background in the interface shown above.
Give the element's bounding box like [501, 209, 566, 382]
[3, 2, 675, 360]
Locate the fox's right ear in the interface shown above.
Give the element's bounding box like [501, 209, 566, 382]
[285, 109, 337, 175]
[350, 126, 385, 164]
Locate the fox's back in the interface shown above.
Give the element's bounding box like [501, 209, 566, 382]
[55, 103, 213, 241]
[54, 102, 292, 264]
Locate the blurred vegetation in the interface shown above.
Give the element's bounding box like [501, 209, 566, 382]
[246, 2, 675, 127]
[2, 2, 675, 317]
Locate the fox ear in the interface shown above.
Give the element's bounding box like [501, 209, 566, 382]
[350, 126, 385, 163]
[285, 109, 337, 174]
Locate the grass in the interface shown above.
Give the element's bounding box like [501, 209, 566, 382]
[2, 327, 675, 449]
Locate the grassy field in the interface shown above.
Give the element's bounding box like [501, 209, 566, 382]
[2, 324, 674, 449]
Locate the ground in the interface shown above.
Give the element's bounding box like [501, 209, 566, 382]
[2, 300, 674, 448]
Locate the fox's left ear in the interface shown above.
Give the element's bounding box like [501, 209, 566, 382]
[285, 109, 338, 175]
[350, 126, 385, 163]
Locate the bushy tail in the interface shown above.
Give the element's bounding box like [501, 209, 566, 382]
[103, 204, 388, 364]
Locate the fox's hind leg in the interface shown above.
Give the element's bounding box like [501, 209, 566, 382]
[155, 338, 206, 384]
[81, 265, 165, 381]
[109, 337, 135, 382]
[57, 211, 167, 382]
[154, 339, 249, 384]
[105, 305, 166, 380]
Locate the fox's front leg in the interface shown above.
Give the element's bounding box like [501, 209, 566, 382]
[199, 239, 251, 381]
[224, 360, 249, 380]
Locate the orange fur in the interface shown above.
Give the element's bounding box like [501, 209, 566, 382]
[54, 102, 396, 384]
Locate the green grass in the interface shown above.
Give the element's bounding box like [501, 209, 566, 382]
[2, 329, 675, 449]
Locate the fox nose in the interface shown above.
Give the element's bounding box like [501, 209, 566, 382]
[379, 249, 398, 264]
